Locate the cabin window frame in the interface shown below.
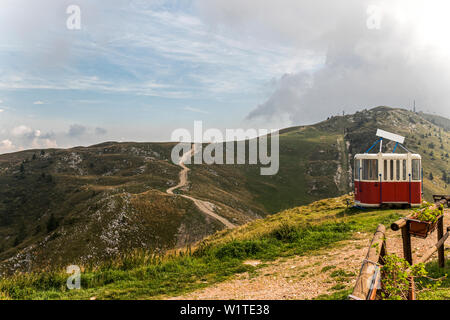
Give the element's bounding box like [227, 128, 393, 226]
[412, 159, 421, 181]
[384, 160, 388, 181]
[402, 159, 407, 181]
[390, 159, 394, 181]
[355, 159, 361, 180]
[362, 159, 378, 181]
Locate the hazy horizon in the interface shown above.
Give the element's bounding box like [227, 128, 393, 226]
[1, 0, 450, 154]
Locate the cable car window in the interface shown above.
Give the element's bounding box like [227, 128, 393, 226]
[355, 159, 360, 180]
[402, 160, 407, 181]
[412, 159, 421, 180]
[362, 159, 378, 180]
[396, 160, 400, 181]
[384, 160, 387, 180]
[390, 160, 394, 180]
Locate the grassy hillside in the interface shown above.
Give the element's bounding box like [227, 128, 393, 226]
[0, 143, 224, 275]
[0, 107, 448, 275]
[0, 195, 410, 300]
[418, 112, 450, 131]
[187, 107, 450, 213]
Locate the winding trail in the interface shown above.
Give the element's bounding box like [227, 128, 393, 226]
[170, 209, 450, 300]
[167, 145, 235, 229]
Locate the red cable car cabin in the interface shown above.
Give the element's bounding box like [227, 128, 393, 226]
[354, 130, 422, 208]
[354, 153, 422, 207]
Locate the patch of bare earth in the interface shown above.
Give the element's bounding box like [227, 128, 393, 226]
[168, 209, 449, 300]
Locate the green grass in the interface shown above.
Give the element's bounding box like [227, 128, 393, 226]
[418, 260, 450, 300]
[0, 195, 405, 300]
[321, 265, 337, 272]
[314, 289, 352, 300]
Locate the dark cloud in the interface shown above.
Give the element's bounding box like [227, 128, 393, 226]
[197, 0, 450, 125]
[95, 127, 107, 135]
[68, 124, 87, 137]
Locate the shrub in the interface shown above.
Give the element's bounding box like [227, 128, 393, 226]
[272, 222, 300, 242]
[381, 254, 442, 300]
[214, 241, 264, 260]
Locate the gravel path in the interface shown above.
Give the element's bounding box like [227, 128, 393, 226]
[167, 145, 235, 229]
[169, 209, 449, 300]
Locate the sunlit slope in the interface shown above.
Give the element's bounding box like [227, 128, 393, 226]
[187, 107, 449, 214]
[0, 107, 448, 274]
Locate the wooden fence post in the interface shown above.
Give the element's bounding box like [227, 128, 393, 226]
[408, 276, 416, 300]
[437, 216, 445, 268]
[401, 221, 413, 265]
[349, 225, 386, 300]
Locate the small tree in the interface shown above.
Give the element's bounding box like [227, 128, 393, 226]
[14, 222, 27, 247]
[46, 213, 58, 233]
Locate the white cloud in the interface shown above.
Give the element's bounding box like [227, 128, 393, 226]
[33, 101, 45, 105]
[31, 138, 57, 149]
[183, 106, 209, 114]
[11, 125, 33, 136]
[0, 109, 3, 113]
[0, 139, 15, 153]
[197, 0, 450, 123]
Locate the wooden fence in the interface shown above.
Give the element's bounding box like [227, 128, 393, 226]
[349, 197, 449, 300]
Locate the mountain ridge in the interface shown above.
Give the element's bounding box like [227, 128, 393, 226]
[0, 106, 448, 274]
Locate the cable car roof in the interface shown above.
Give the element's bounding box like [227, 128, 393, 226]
[355, 153, 421, 159]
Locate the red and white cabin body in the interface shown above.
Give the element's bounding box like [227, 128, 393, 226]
[354, 153, 422, 208]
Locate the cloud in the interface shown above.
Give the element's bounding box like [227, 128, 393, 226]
[183, 106, 209, 114]
[0, 122, 110, 154]
[68, 124, 87, 137]
[2, 125, 57, 153]
[95, 127, 107, 135]
[68, 124, 108, 138]
[0, 139, 15, 153]
[197, 0, 450, 124]
[0, 109, 3, 113]
[12, 125, 33, 136]
[33, 101, 45, 105]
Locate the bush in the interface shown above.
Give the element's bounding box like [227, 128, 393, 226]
[272, 222, 300, 242]
[214, 241, 264, 260]
[46, 214, 58, 233]
[381, 254, 442, 300]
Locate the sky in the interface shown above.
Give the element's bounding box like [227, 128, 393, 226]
[1, 0, 450, 153]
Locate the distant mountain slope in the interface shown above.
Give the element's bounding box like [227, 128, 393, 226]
[187, 107, 449, 213]
[0, 106, 448, 274]
[0, 143, 225, 274]
[418, 112, 450, 131]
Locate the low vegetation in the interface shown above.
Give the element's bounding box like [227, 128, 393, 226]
[0, 195, 407, 300]
[0, 107, 449, 274]
[381, 254, 443, 300]
[412, 202, 445, 223]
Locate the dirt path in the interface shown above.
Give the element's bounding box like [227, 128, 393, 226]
[167, 145, 235, 229]
[169, 209, 449, 300]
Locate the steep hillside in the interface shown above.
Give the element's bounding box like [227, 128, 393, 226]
[0, 107, 448, 275]
[187, 107, 449, 213]
[3, 194, 447, 300]
[418, 112, 450, 131]
[0, 143, 225, 274]
[0, 195, 410, 300]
